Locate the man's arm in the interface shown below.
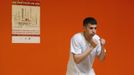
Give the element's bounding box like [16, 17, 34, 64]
[73, 39, 97, 64]
[73, 47, 93, 64]
[98, 38, 107, 61]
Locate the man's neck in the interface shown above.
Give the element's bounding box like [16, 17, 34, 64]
[83, 32, 92, 42]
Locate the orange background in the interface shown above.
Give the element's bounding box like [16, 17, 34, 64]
[0, 0, 134, 75]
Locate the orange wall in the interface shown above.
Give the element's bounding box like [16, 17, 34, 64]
[0, 0, 134, 75]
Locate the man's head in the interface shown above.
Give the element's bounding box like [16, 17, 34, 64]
[83, 17, 97, 38]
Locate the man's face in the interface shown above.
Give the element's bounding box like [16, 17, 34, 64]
[84, 24, 97, 37]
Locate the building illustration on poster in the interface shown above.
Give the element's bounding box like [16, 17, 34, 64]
[12, 0, 40, 43]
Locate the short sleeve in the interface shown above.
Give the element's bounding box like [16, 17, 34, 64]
[70, 37, 82, 54]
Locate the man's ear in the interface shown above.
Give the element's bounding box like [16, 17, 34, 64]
[83, 26, 86, 30]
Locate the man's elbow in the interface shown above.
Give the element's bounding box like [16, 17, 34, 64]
[74, 58, 81, 64]
[73, 54, 81, 64]
[99, 55, 105, 61]
[99, 57, 105, 61]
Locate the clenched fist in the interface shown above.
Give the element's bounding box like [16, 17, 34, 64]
[89, 39, 98, 48]
[100, 38, 106, 46]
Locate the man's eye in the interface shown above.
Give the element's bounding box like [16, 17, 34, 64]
[89, 27, 97, 29]
[90, 27, 93, 29]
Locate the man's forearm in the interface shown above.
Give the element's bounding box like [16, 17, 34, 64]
[73, 47, 93, 64]
[98, 47, 106, 61]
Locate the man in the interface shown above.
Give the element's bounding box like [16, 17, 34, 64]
[66, 17, 107, 75]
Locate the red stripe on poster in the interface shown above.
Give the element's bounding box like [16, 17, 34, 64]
[12, 0, 40, 6]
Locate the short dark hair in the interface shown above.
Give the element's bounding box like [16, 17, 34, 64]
[83, 17, 97, 27]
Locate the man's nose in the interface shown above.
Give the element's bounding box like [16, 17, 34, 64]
[92, 29, 96, 33]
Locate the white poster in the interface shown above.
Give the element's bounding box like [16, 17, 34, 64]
[12, 0, 40, 43]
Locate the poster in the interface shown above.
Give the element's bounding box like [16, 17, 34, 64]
[12, 0, 40, 43]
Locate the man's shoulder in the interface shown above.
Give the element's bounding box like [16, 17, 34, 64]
[72, 32, 83, 39]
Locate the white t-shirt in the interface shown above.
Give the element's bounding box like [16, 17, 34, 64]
[66, 32, 101, 75]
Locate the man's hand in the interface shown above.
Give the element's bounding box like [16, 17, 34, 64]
[89, 39, 98, 48]
[98, 38, 107, 61]
[100, 38, 106, 52]
[100, 38, 106, 47]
